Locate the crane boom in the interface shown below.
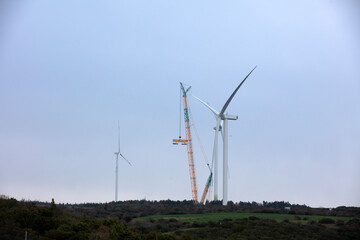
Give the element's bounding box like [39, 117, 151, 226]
[200, 172, 212, 204]
[180, 83, 198, 204]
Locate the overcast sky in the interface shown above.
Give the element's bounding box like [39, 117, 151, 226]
[0, 0, 359, 207]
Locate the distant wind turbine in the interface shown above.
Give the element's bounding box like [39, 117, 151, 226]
[194, 66, 257, 205]
[114, 121, 132, 202]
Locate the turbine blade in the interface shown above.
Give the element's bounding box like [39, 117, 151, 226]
[219, 66, 257, 117]
[211, 131, 217, 168]
[211, 118, 221, 166]
[193, 95, 219, 116]
[120, 153, 132, 166]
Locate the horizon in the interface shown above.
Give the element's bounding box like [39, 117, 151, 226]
[1, 195, 357, 209]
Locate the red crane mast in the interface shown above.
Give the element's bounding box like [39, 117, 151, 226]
[173, 83, 198, 204]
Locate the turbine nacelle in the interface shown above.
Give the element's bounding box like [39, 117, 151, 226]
[222, 115, 238, 121]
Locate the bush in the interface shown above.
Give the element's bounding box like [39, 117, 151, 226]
[336, 219, 344, 226]
[318, 218, 335, 224]
[180, 234, 194, 240]
[307, 220, 316, 225]
[110, 222, 140, 240]
[45, 229, 72, 240]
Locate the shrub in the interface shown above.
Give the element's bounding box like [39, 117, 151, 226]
[45, 229, 72, 240]
[307, 220, 316, 225]
[336, 219, 344, 226]
[180, 234, 194, 240]
[318, 218, 335, 224]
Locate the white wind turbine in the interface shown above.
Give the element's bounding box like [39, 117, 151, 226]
[114, 121, 132, 202]
[195, 66, 257, 205]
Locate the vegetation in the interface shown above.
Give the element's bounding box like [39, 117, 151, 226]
[1, 196, 359, 239]
[132, 217, 360, 240]
[134, 212, 351, 223]
[52, 199, 360, 222]
[0, 197, 166, 240]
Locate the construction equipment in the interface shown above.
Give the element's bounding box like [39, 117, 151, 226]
[173, 83, 198, 204]
[173, 86, 188, 146]
[189, 109, 213, 204]
[200, 172, 213, 204]
[172, 137, 187, 145]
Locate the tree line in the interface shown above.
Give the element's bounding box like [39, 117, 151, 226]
[1, 197, 359, 239]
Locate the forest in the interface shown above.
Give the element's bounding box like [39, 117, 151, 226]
[1, 196, 359, 239]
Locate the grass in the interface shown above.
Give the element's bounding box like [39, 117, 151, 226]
[134, 212, 351, 223]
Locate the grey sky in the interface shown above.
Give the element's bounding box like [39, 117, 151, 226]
[0, 0, 359, 207]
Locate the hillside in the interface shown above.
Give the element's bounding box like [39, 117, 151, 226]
[1, 197, 359, 239]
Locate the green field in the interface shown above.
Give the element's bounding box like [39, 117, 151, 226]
[134, 212, 351, 223]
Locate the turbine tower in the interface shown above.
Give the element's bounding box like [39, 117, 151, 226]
[114, 121, 132, 202]
[195, 66, 257, 205]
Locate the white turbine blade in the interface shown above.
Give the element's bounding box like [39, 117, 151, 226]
[120, 153, 132, 166]
[211, 118, 220, 167]
[219, 66, 257, 117]
[211, 131, 217, 167]
[211, 118, 222, 164]
[193, 95, 219, 116]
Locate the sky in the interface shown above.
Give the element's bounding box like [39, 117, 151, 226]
[0, 0, 359, 208]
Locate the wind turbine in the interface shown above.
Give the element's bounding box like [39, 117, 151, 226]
[114, 121, 132, 202]
[195, 66, 257, 205]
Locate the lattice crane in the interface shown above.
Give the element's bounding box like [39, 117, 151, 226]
[173, 83, 198, 204]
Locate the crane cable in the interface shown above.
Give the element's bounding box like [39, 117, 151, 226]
[188, 95, 215, 202]
[188, 104, 212, 173]
[188, 98, 213, 202]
